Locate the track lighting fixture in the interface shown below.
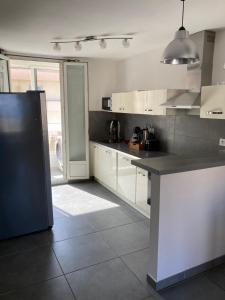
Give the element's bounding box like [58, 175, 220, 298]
[99, 39, 107, 49]
[51, 35, 133, 52]
[74, 41, 82, 51]
[122, 38, 130, 48]
[53, 42, 61, 51]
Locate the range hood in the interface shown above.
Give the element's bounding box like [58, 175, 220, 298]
[161, 91, 201, 109]
[161, 30, 215, 109]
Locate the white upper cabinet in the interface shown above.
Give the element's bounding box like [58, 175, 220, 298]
[200, 85, 225, 119]
[112, 90, 167, 115]
[112, 91, 136, 113]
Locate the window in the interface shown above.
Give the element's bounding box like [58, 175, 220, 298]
[9, 59, 64, 184]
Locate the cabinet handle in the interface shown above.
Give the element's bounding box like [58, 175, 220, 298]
[148, 109, 153, 112]
[142, 174, 146, 177]
[207, 111, 223, 115]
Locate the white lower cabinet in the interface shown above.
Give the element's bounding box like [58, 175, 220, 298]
[136, 168, 150, 217]
[90, 142, 150, 217]
[117, 153, 137, 203]
[101, 147, 117, 191]
[91, 143, 117, 191]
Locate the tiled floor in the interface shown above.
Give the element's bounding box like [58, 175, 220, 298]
[1, 182, 225, 300]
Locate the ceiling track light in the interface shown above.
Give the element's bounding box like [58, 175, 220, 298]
[122, 38, 130, 48]
[74, 41, 82, 51]
[99, 38, 107, 49]
[162, 0, 200, 65]
[51, 35, 133, 51]
[53, 42, 61, 51]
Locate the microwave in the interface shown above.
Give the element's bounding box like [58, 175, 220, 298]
[102, 97, 112, 111]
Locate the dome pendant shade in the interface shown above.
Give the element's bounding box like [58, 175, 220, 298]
[162, 28, 200, 65]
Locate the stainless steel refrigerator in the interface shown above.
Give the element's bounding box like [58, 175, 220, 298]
[0, 91, 53, 240]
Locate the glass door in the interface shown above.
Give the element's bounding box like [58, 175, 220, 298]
[9, 59, 66, 185]
[64, 62, 89, 180]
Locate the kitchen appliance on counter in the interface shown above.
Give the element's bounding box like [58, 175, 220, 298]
[102, 97, 112, 111]
[129, 126, 160, 151]
[109, 119, 120, 143]
[131, 126, 141, 143]
[142, 127, 160, 151]
[0, 91, 53, 240]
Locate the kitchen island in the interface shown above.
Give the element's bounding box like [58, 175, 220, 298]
[132, 151, 225, 290]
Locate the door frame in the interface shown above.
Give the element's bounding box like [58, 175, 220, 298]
[8, 55, 68, 185]
[63, 61, 89, 180]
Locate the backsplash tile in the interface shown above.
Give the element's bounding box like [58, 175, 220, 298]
[89, 111, 225, 154]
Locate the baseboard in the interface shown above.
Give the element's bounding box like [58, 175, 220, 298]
[147, 254, 225, 291]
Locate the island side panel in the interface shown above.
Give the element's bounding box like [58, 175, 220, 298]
[157, 165, 225, 282]
[148, 173, 161, 282]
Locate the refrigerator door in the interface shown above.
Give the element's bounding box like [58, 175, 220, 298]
[0, 91, 53, 240]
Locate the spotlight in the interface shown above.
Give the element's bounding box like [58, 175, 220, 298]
[75, 41, 82, 51]
[53, 42, 61, 51]
[122, 38, 130, 48]
[99, 39, 107, 49]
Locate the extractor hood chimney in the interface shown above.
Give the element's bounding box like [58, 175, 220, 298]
[187, 30, 216, 91]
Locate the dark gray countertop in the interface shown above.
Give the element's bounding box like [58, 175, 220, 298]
[90, 140, 168, 159]
[132, 151, 225, 175]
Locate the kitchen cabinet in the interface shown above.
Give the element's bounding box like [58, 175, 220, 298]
[112, 90, 167, 115]
[90, 143, 117, 190]
[117, 153, 137, 203]
[101, 147, 117, 190]
[136, 168, 150, 217]
[90, 143, 101, 179]
[200, 85, 225, 119]
[112, 91, 136, 113]
[90, 142, 151, 218]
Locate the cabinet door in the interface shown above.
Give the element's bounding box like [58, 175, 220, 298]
[136, 168, 150, 216]
[112, 93, 122, 113]
[200, 85, 225, 119]
[117, 153, 137, 203]
[133, 91, 147, 114]
[124, 91, 137, 114]
[146, 90, 166, 115]
[102, 148, 117, 190]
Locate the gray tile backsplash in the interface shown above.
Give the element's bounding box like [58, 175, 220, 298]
[89, 111, 225, 154]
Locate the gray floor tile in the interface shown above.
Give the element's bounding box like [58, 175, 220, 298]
[205, 263, 225, 291]
[0, 276, 75, 300]
[53, 232, 117, 273]
[121, 248, 163, 299]
[66, 258, 150, 300]
[160, 276, 225, 300]
[0, 246, 62, 294]
[0, 230, 52, 257]
[84, 206, 143, 231]
[100, 221, 150, 256]
[52, 216, 96, 242]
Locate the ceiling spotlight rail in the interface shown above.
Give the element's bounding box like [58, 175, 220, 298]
[51, 35, 133, 51]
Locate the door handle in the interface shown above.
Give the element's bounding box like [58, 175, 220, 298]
[207, 111, 223, 115]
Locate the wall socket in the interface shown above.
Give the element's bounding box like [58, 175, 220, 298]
[219, 138, 225, 147]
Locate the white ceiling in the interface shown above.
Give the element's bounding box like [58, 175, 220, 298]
[0, 0, 225, 60]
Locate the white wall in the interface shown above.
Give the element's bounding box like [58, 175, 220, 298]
[212, 29, 225, 85]
[116, 48, 187, 92]
[87, 29, 225, 110]
[88, 58, 118, 111]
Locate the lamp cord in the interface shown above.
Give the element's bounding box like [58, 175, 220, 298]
[179, 0, 185, 30]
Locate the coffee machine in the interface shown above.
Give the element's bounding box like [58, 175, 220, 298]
[109, 120, 120, 143]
